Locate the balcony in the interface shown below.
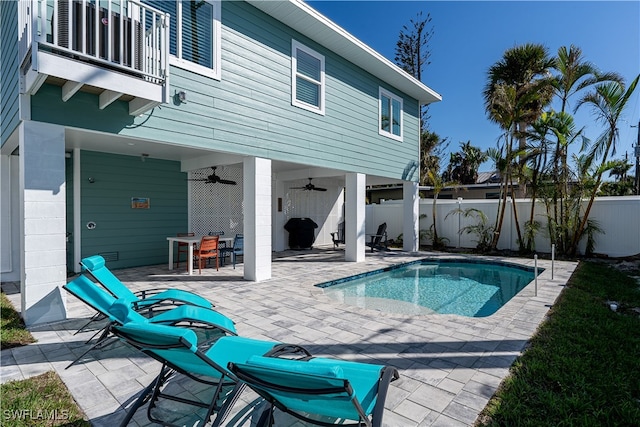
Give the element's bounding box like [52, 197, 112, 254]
[18, 0, 169, 116]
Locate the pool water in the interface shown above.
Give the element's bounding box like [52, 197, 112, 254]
[317, 259, 538, 317]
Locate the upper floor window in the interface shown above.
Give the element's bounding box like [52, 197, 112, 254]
[145, 0, 221, 79]
[379, 88, 403, 141]
[291, 40, 325, 115]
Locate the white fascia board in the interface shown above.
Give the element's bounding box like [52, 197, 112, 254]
[248, 0, 442, 105]
[36, 51, 164, 102]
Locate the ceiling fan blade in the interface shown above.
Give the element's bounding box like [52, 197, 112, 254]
[218, 179, 237, 185]
[312, 187, 327, 191]
[187, 178, 210, 181]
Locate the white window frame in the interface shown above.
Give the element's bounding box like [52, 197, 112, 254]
[378, 87, 403, 141]
[291, 40, 325, 115]
[169, 0, 222, 80]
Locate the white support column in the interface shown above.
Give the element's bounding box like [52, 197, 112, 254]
[403, 181, 420, 252]
[243, 157, 272, 281]
[19, 121, 67, 325]
[345, 173, 365, 262]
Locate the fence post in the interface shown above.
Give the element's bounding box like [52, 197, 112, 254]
[534, 254, 538, 297]
[551, 244, 555, 280]
[457, 197, 462, 248]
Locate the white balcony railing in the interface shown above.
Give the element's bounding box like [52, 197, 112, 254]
[19, 0, 169, 86]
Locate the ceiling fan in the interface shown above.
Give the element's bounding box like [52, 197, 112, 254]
[290, 178, 327, 192]
[189, 167, 237, 185]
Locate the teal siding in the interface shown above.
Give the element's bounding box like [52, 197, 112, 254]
[30, 0, 421, 182]
[0, 0, 20, 147]
[79, 151, 188, 269]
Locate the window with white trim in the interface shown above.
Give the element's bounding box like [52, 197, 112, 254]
[144, 0, 221, 79]
[291, 40, 325, 115]
[379, 88, 403, 141]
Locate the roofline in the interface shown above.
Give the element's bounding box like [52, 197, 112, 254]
[247, 0, 442, 105]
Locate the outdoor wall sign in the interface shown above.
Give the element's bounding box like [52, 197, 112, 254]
[131, 197, 150, 209]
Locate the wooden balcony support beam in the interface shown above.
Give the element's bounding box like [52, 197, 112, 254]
[99, 90, 123, 110]
[61, 81, 84, 102]
[129, 98, 160, 116]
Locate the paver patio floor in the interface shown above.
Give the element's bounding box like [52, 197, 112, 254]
[1, 248, 577, 426]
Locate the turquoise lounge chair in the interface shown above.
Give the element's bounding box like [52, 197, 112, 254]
[63, 275, 236, 369]
[80, 255, 213, 311]
[228, 355, 399, 427]
[111, 322, 311, 427]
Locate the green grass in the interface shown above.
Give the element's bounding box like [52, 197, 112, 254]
[1, 292, 90, 426]
[0, 372, 90, 427]
[477, 261, 640, 426]
[1, 292, 36, 349]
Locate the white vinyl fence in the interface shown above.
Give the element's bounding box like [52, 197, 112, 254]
[366, 196, 640, 258]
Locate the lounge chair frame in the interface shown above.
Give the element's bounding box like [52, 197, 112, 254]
[111, 325, 312, 427]
[63, 275, 235, 369]
[229, 359, 399, 427]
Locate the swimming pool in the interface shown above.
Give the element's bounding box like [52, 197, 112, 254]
[316, 259, 539, 317]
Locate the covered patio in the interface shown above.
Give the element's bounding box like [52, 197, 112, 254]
[1, 248, 577, 426]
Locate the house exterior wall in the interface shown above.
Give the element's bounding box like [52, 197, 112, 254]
[78, 151, 188, 269]
[28, 0, 421, 181]
[0, 0, 20, 147]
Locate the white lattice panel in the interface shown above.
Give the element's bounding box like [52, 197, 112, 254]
[190, 166, 244, 237]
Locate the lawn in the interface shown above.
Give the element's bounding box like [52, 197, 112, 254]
[1, 292, 36, 348]
[476, 261, 640, 426]
[0, 292, 90, 426]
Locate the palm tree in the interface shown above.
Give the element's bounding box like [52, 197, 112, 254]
[553, 45, 623, 114]
[483, 44, 555, 250]
[568, 74, 639, 255]
[484, 43, 555, 163]
[424, 170, 455, 249]
[419, 130, 448, 186]
[552, 45, 622, 248]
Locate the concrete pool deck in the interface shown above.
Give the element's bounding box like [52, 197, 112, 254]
[1, 249, 577, 426]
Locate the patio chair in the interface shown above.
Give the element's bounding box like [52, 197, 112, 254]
[228, 354, 399, 427]
[365, 223, 388, 252]
[194, 235, 220, 273]
[111, 322, 312, 427]
[220, 234, 243, 268]
[80, 255, 213, 312]
[175, 232, 194, 269]
[330, 222, 345, 249]
[62, 274, 236, 369]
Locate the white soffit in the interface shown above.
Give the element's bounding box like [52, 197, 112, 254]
[247, 0, 442, 105]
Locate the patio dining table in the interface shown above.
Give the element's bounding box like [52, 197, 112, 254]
[167, 235, 234, 275]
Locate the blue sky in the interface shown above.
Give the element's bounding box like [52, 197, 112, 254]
[307, 1, 640, 172]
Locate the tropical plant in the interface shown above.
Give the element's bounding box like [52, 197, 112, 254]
[549, 45, 622, 253]
[446, 208, 495, 252]
[424, 169, 456, 249]
[568, 74, 639, 255]
[483, 44, 555, 250]
[553, 45, 623, 114]
[443, 141, 488, 184]
[484, 43, 555, 160]
[598, 158, 635, 196]
[419, 130, 448, 186]
[607, 158, 633, 181]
